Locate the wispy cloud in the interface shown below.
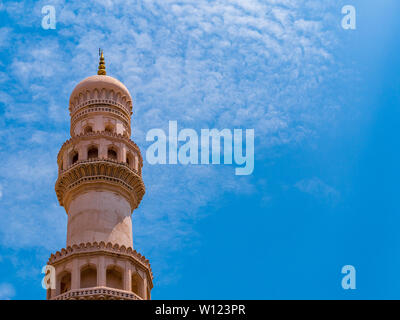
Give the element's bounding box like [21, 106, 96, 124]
[0, 0, 348, 287]
[0, 283, 15, 300]
[295, 177, 340, 203]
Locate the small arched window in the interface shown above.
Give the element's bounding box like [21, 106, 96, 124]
[126, 152, 134, 168]
[87, 146, 98, 159]
[80, 265, 97, 289]
[108, 148, 118, 161]
[84, 125, 93, 134]
[60, 272, 71, 294]
[131, 272, 144, 298]
[106, 266, 123, 290]
[71, 151, 78, 165]
[105, 124, 114, 133]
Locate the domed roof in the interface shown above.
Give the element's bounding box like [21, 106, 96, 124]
[69, 51, 132, 110]
[69, 74, 132, 107]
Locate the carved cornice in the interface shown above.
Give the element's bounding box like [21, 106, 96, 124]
[55, 159, 145, 210]
[57, 131, 142, 165]
[71, 99, 131, 119]
[70, 104, 131, 135]
[70, 93, 132, 117]
[48, 241, 153, 283]
[52, 286, 142, 300]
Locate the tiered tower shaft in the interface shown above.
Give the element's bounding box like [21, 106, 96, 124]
[47, 52, 152, 300]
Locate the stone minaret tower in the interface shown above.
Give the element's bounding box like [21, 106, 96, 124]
[47, 51, 152, 300]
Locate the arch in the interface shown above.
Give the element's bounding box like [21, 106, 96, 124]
[126, 152, 134, 168]
[59, 271, 71, 294]
[104, 123, 115, 133]
[131, 272, 144, 298]
[106, 265, 123, 290]
[100, 88, 107, 99]
[93, 88, 99, 100]
[84, 125, 93, 134]
[87, 145, 99, 159]
[107, 147, 118, 161]
[80, 265, 97, 288]
[70, 150, 78, 165]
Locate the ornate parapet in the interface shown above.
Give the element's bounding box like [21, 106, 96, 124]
[55, 159, 145, 211]
[57, 131, 142, 163]
[47, 241, 153, 300]
[52, 286, 143, 300]
[48, 241, 152, 277]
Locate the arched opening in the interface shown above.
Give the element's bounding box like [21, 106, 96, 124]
[126, 152, 133, 168]
[70, 151, 78, 165]
[87, 146, 98, 159]
[105, 124, 114, 133]
[59, 272, 71, 294]
[106, 266, 123, 290]
[131, 272, 144, 298]
[84, 125, 93, 134]
[107, 148, 118, 161]
[80, 265, 97, 288]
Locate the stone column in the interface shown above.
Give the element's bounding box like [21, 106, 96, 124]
[98, 256, 106, 287]
[143, 274, 148, 300]
[124, 261, 131, 292]
[71, 259, 80, 290]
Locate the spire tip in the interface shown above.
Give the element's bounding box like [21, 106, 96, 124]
[97, 49, 106, 75]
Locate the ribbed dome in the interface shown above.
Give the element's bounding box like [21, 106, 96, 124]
[69, 75, 132, 109]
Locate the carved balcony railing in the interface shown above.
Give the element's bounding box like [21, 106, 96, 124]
[52, 286, 143, 300]
[55, 158, 145, 210]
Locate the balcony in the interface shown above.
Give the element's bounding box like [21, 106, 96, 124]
[52, 286, 143, 300]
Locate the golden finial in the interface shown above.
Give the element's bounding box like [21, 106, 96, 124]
[97, 48, 106, 75]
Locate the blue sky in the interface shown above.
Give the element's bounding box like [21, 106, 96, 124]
[0, 0, 399, 299]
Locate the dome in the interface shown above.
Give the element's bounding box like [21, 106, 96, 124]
[69, 75, 132, 109]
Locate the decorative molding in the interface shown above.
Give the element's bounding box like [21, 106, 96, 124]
[70, 104, 131, 135]
[69, 87, 132, 115]
[55, 159, 145, 210]
[57, 131, 142, 164]
[52, 286, 142, 300]
[48, 241, 153, 280]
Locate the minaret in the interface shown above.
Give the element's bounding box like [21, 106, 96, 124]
[47, 51, 153, 300]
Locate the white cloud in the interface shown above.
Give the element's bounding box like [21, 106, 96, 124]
[0, 0, 348, 286]
[0, 283, 15, 300]
[295, 177, 340, 202]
